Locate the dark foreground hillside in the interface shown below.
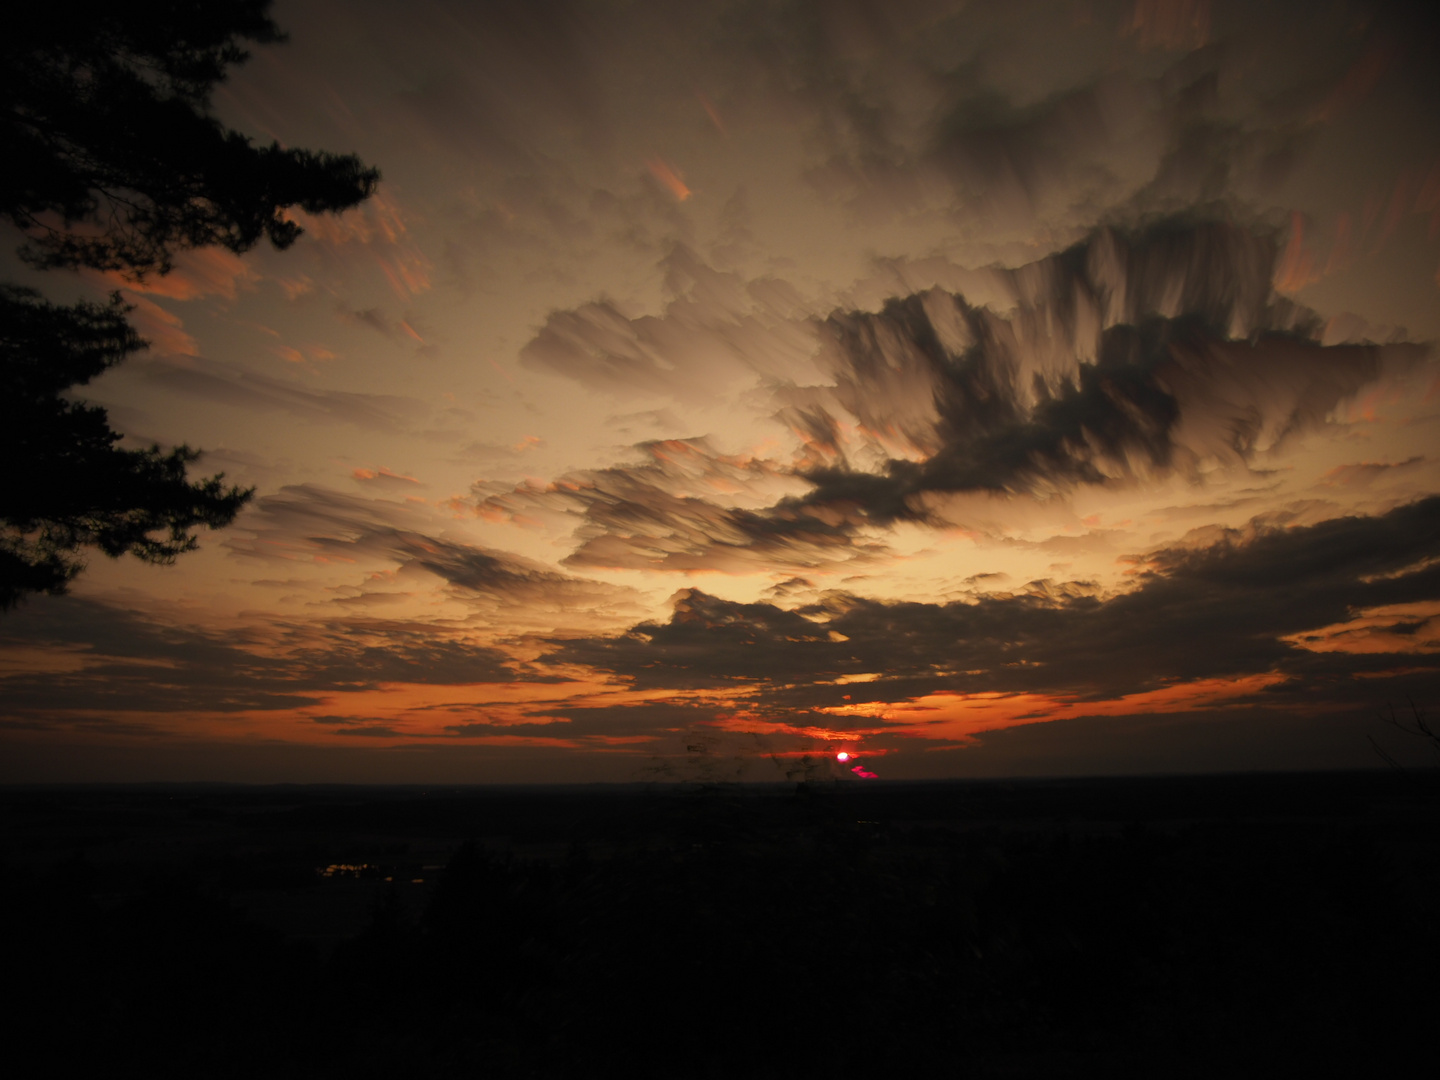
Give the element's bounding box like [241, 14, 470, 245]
[4, 772, 1438, 1078]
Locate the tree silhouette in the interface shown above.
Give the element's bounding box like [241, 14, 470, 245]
[1, 2, 380, 606]
[0, 286, 256, 607]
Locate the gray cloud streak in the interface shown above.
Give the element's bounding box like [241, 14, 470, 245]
[476, 437, 891, 574]
[232, 484, 638, 612]
[142, 356, 430, 433]
[0, 599, 525, 717]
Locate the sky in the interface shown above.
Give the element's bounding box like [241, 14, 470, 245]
[3, 0, 1440, 784]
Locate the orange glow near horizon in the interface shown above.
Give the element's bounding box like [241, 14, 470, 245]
[9, 666, 1305, 759]
[819, 672, 1291, 745]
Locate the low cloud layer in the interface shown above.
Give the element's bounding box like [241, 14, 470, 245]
[0, 598, 525, 718]
[547, 496, 1440, 723]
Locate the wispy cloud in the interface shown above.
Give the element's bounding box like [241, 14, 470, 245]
[287, 187, 432, 301]
[521, 244, 820, 401]
[474, 437, 890, 574]
[0, 599, 527, 719]
[231, 484, 640, 613]
[141, 356, 431, 432]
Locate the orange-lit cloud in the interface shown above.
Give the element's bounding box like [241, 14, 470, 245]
[80, 248, 263, 357]
[646, 158, 692, 201]
[87, 247, 258, 302]
[1274, 212, 1322, 293]
[1275, 162, 1440, 295]
[1310, 38, 1397, 125]
[818, 673, 1289, 746]
[268, 342, 337, 365]
[353, 467, 422, 486]
[124, 294, 199, 357]
[277, 275, 315, 300]
[1125, 0, 1210, 52]
[1283, 602, 1440, 656]
[287, 187, 432, 300]
[697, 93, 726, 135]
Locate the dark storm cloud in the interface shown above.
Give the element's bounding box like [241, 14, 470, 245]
[142, 356, 430, 432]
[518, 218, 1426, 563]
[699, 0, 1126, 226]
[788, 217, 1426, 523]
[750, 0, 1433, 231]
[925, 75, 1132, 219]
[912, 34, 1335, 229]
[548, 496, 1440, 707]
[263, 0, 1434, 279]
[476, 437, 890, 573]
[0, 599, 524, 718]
[233, 485, 634, 610]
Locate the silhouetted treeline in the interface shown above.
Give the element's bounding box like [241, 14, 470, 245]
[4, 775, 1439, 1077]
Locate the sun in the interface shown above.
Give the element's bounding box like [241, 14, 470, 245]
[836, 752, 850, 762]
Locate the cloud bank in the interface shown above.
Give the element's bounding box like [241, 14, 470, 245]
[510, 216, 1428, 571]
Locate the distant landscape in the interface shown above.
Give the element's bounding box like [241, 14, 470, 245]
[8, 772, 1438, 1077]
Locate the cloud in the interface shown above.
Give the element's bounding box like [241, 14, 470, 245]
[545, 497, 1440, 722]
[287, 187, 432, 300]
[520, 244, 821, 400]
[445, 699, 720, 743]
[0, 598, 526, 719]
[103, 248, 259, 302]
[232, 484, 637, 612]
[1318, 457, 1426, 492]
[507, 217, 1428, 571]
[332, 725, 406, 737]
[122, 294, 200, 358]
[141, 355, 431, 432]
[475, 437, 890, 574]
[336, 303, 401, 336]
[273, 616, 523, 687]
[755, 0, 1414, 235]
[790, 217, 1425, 523]
[352, 466, 425, 490]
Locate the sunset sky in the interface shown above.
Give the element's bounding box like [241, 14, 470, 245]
[4, 0, 1439, 783]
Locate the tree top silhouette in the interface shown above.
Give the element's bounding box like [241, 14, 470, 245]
[1, 2, 381, 608]
[4, 2, 379, 275]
